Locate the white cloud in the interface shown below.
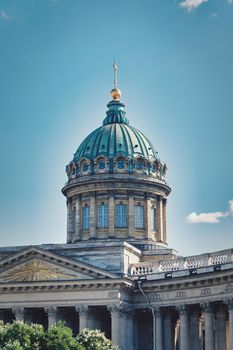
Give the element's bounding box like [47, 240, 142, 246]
[0, 10, 12, 21]
[229, 199, 233, 215]
[186, 211, 227, 224]
[186, 199, 233, 224]
[179, 0, 208, 11]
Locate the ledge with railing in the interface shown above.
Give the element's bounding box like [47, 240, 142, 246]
[129, 249, 233, 277]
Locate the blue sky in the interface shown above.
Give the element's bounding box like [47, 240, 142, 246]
[0, 0, 232, 256]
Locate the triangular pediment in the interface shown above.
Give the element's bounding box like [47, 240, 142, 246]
[0, 246, 117, 283]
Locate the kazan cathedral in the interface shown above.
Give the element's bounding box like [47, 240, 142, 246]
[0, 72, 233, 350]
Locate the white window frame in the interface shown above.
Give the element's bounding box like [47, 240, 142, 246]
[134, 205, 144, 229]
[98, 204, 109, 228]
[115, 204, 127, 228]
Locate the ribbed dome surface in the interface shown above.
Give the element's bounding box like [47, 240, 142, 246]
[73, 122, 157, 162]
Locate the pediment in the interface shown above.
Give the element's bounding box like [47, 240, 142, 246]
[0, 246, 117, 283]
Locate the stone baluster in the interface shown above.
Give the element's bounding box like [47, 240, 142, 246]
[12, 308, 25, 322]
[228, 300, 233, 350]
[128, 192, 134, 238]
[75, 195, 81, 241]
[178, 305, 189, 350]
[90, 192, 96, 239]
[109, 191, 115, 238]
[45, 306, 57, 328]
[216, 305, 226, 350]
[155, 308, 163, 350]
[190, 307, 200, 350]
[204, 303, 215, 350]
[163, 310, 173, 350]
[75, 305, 90, 331]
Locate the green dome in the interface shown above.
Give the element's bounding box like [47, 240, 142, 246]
[66, 97, 167, 181]
[73, 100, 157, 162]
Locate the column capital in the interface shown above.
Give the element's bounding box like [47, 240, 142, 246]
[227, 299, 233, 310]
[75, 305, 90, 315]
[177, 304, 188, 315]
[75, 194, 81, 201]
[45, 306, 57, 317]
[162, 198, 167, 205]
[128, 190, 134, 197]
[154, 307, 162, 316]
[203, 302, 213, 313]
[107, 304, 121, 314]
[107, 303, 131, 315]
[89, 191, 96, 198]
[12, 307, 24, 320]
[108, 190, 115, 197]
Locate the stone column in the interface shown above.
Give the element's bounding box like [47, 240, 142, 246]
[190, 307, 200, 350]
[178, 305, 189, 350]
[12, 308, 25, 322]
[0, 310, 4, 321]
[109, 191, 115, 238]
[67, 198, 74, 243]
[155, 308, 163, 350]
[128, 192, 134, 238]
[108, 305, 122, 350]
[216, 305, 226, 350]
[45, 307, 57, 328]
[146, 193, 152, 240]
[228, 300, 233, 350]
[90, 192, 96, 239]
[162, 198, 167, 243]
[75, 195, 81, 241]
[163, 310, 173, 350]
[156, 195, 163, 241]
[126, 309, 135, 350]
[76, 305, 90, 331]
[204, 303, 215, 350]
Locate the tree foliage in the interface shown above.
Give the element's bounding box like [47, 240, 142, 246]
[0, 321, 118, 350]
[77, 329, 119, 350]
[45, 322, 84, 350]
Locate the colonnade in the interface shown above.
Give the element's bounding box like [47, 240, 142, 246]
[151, 301, 233, 350]
[1, 300, 233, 349]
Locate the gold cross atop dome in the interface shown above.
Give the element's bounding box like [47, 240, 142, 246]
[111, 61, 122, 100]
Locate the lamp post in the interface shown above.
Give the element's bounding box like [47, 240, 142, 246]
[138, 279, 156, 350]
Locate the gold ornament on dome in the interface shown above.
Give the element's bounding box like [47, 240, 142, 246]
[4, 259, 76, 282]
[111, 88, 121, 100]
[111, 61, 121, 100]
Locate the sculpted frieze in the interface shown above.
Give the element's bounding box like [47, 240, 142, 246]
[2, 259, 76, 282]
[200, 288, 212, 296]
[176, 291, 187, 299]
[149, 292, 161, 302]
